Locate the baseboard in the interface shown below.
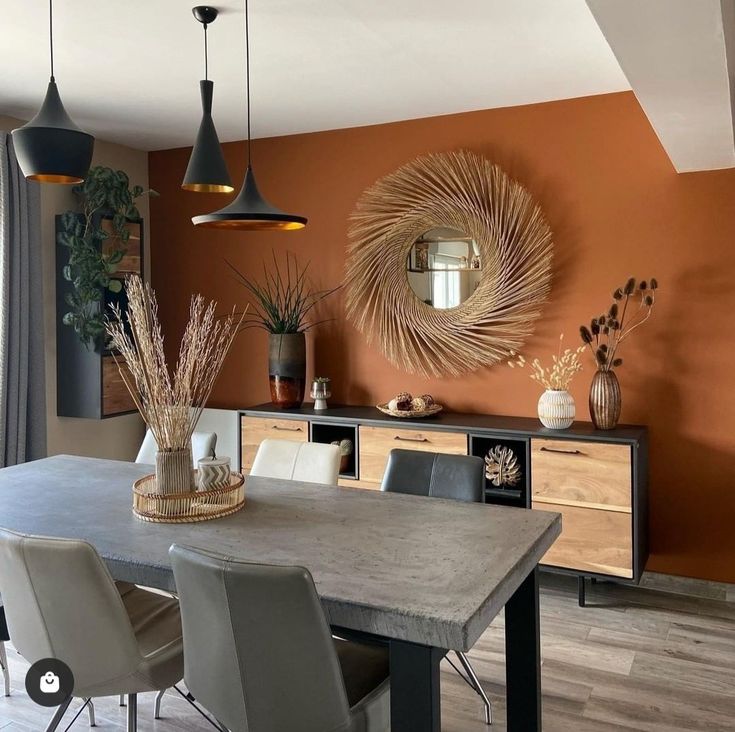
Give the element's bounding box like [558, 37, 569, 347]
[640, 571, 735, 603]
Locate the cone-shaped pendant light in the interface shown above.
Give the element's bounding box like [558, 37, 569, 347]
[182, 6, 233, 193]
[12, 0, 94, 184]
[192, 0, 306, 230]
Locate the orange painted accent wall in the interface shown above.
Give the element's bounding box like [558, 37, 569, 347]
[149, 91, 735, 583]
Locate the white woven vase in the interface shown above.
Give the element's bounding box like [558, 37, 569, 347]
[537, 389, 575, 430]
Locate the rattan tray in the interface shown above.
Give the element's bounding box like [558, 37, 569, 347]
[376, 403, 443, 419]
[132, 471, 245, 523]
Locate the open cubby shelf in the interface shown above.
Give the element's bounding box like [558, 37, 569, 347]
[469, 434, 530, 508]
[310, 422, 359, 480]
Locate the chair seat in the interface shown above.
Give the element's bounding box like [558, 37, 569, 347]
[335, 638, 390, 731]
[77, 583, 184, 698]
[334, 638, 389, 707]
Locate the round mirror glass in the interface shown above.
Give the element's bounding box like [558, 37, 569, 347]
[407, 227, 482, 309]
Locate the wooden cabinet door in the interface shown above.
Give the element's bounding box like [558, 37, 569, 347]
[102, 356, 137, 416]
[531, 438, 633, 578]
[241, 416, 308, 472]
[358, 425, 467, 485]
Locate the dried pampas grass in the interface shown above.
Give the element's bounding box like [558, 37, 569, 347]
[106, 275, 244, 452]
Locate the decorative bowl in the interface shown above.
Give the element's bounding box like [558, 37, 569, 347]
[376, 403, 443, 419]
[132, 470, 245, 523]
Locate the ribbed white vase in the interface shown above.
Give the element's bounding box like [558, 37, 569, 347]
[537, 389, 575, 429]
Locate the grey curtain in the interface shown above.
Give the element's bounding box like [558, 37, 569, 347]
[0, 132, 46, 466]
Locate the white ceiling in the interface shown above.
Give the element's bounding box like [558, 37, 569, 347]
[588, 0, 735, 172]
[0, 0, 630, 151]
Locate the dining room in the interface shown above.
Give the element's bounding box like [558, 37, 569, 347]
[2, 1, 735, 731]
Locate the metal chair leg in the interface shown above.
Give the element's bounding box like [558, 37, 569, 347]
[154, 688, 166, 719]
[44, 697, 73, 732]
[86, 698, 96, 727]
[126, 693, 137, 732]
[456, 651, 493, 725]
[0, 641, 9, 696]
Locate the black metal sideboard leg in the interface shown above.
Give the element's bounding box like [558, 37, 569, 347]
[389, 639, 444, 732]
[578, 575, 586, 607]
[505, 567, 542, 731]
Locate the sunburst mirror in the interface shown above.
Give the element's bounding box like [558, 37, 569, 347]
[344, 151, 554, 377]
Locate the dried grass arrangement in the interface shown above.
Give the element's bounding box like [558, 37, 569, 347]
[344, 151, 554, 377]
[106, 275, 244, 495]
[509, 334, 586, 390]
[580, 277, 658, 371]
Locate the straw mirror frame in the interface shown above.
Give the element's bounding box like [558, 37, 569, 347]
[344, 151, 554, 377]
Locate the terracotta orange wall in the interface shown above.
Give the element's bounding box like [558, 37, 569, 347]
[149, 91, 735, 583]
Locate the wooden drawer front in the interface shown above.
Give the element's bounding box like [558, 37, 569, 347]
[338, 477, 381, 491]
[102, 356, 136, 416]
[531, 438, 632, 512]
[241, 416, 308, 471]
[358, 425, 467, 484]
[538, 502, 633, 578]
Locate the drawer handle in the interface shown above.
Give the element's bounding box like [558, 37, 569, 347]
[540, 446, 583, 455]
[272, 425, 302, 432]
[394, 435, 429, 443]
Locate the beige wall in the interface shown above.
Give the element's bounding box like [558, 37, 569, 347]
[1, 115, 145, 460]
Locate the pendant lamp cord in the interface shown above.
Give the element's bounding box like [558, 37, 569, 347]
[49, 0, 55, 81]
[245, 0, 252, 167]
[203, 22, 209, 81]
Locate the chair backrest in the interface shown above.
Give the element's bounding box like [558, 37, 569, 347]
[170, 544, 351, 732]
[250, 439, 340, 485]
[0, 528, 142, 691]
[381, 449, 485, 503]
[135, 430, 217, 467]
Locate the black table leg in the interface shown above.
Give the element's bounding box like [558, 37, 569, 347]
[389, 639, 444, 732]
[505, 566, 542, 731]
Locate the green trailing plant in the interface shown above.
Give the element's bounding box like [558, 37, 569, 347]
[580, 277, 658, 371]
[226, 252, 339, 334]
[58, 166, 151, 349]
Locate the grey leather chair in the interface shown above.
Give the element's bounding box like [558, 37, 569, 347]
[170, 543, 390, 732]
[381, 449, 492, 725]
[0, 528, 184, 732]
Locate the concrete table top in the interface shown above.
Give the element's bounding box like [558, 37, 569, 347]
[0, 455, 560, 651]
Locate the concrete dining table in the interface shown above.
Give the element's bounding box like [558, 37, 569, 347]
[0, 455, 561, 731]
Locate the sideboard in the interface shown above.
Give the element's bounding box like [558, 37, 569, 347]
[240, 404, 648, 605]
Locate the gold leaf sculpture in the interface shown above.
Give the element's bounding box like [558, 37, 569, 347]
[344, 151, 554, 376]
[484, 445, 522, 488]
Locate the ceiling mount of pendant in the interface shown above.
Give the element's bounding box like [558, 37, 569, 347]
[192, 6, 219, 26]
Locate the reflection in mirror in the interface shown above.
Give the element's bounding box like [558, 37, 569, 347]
[407, 227, 482, 309]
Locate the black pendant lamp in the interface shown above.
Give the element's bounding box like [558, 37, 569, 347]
[12, 0, 94, 184]
[182, 6, 233, 193]
[192, 0, 306, 230]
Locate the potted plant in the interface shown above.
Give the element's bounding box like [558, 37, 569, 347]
[580, 277, 658, 429]
[509, 334, 585, 429]
[57, 166, 154, 349]
[227, 253, 339, 409]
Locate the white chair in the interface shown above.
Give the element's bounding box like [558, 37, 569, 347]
[250, 439, 341, 485]
[0, 528, 184, 732]
[135, 430, 217, 466]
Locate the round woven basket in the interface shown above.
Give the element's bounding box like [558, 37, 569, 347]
[376, 403, 443, 419]
[132, 471, 245, 523]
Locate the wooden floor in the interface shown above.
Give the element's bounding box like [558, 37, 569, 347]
[1, 574, 734, 731]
